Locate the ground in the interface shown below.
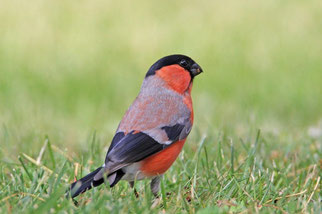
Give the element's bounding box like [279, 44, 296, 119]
[0, 0, 321, 213]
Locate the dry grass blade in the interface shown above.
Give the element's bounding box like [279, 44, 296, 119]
[22, 153, 53, 174]
[51, 145, 74, 162]
[21, 153, 69, 182]
[302, 176, 320, 212]
[36, 138, 48, 165]
[1, 192, 45, 203]
[264, 189, 307, 204]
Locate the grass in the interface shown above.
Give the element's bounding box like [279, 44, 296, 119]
[0, 0, 321, 213]
[1, 130, 320, 213]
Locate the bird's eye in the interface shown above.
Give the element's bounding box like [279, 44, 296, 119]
[179, 59, 188, 67]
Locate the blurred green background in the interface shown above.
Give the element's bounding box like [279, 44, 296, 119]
[0, 0, 321, 157]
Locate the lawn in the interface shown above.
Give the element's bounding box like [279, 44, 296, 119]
[0, 0, 321, 213]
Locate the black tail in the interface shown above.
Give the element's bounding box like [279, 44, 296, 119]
[68, 167, 125, 198]
[69, 167, 104, 198]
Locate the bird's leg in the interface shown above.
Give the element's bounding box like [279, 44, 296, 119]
[129, 181, 139, 198]
[150, 176, 161, 197]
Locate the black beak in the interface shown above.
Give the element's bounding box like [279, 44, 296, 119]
[190, 63, 203, 77]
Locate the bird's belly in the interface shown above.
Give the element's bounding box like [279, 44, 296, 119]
[121, 140, 186, 181]
[121, 163, 145, 181]
[140, 139, 186, 176]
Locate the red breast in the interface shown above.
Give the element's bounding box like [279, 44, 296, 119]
[140, 139, 186, 176]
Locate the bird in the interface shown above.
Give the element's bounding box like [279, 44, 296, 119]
[69, 54, 203, 198]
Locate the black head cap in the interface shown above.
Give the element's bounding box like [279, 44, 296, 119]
[145, 54, 203, 78]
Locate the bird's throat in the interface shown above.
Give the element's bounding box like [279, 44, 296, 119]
[156, 65, 192, 94]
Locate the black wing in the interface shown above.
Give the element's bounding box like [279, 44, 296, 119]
[104, 123, 189, 172]
[106, 132, 125, 154]
[106, 131, 165, 165]
[161, 124, 185, 141]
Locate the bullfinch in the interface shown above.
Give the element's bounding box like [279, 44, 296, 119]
[69, 54, 203, 198]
